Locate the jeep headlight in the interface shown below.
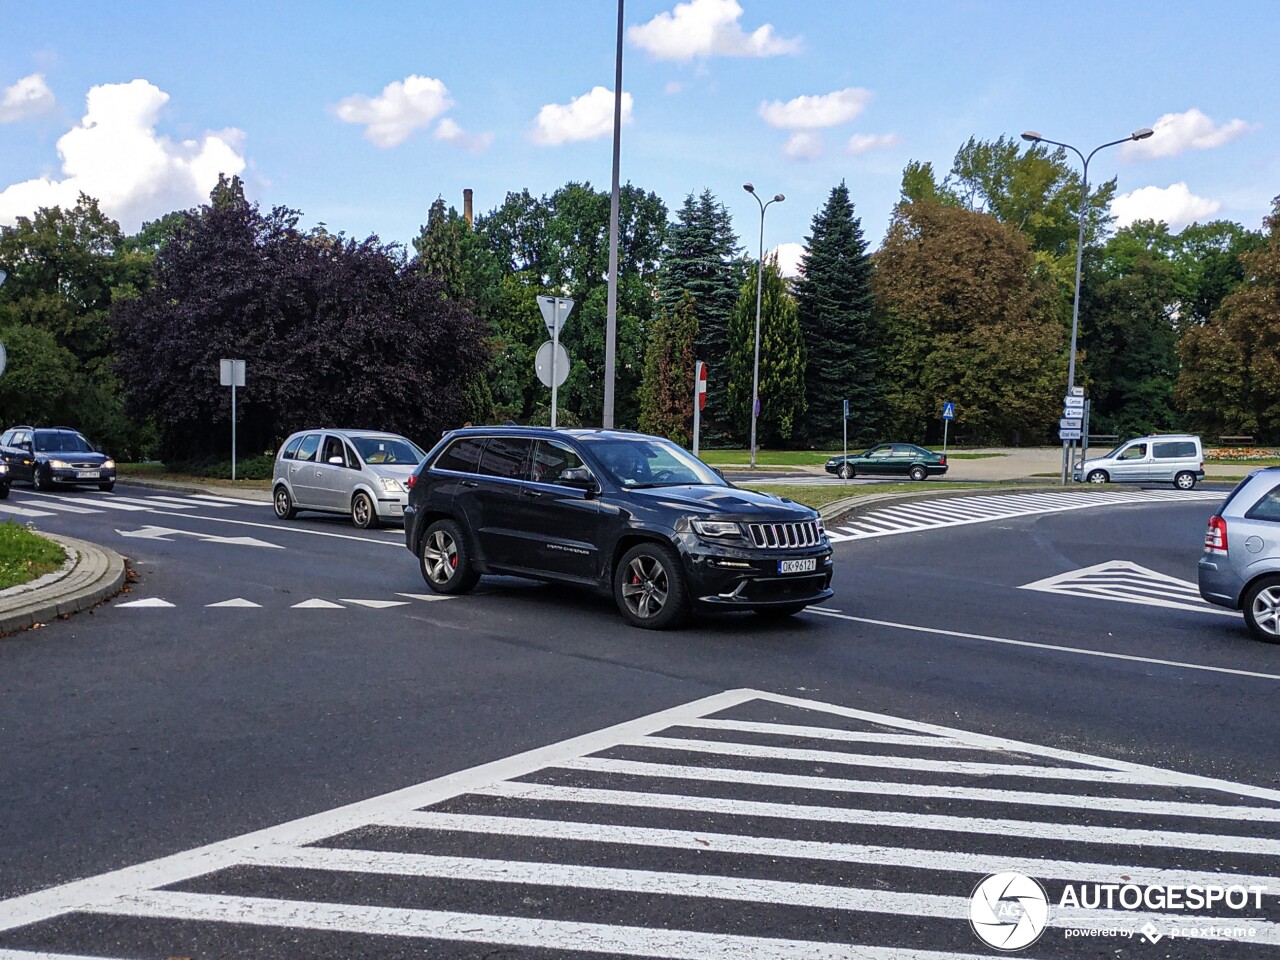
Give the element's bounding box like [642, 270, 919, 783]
[379, 477, 407, 493]
[692, 519, 743, 540]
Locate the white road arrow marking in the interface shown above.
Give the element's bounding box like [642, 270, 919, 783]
[205, 598, 263, 608]
[340, 599, 410, 609]
[397, 593, 458, 602]
[292, 599, 345, 609]
[116, 598, 176, 608]
[114, 527, 283, 549]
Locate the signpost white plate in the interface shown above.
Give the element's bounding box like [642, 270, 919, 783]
[535, 340, 571, 388]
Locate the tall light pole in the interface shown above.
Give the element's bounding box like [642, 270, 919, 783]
[1021, 126, 1153, 482]
[602, 0, 624, 429]
[743, 183, 784, 469]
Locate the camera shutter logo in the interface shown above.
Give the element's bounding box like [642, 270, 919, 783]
[969, 872, 1050, 950]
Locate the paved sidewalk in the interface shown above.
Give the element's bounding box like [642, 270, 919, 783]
[0, 533, 127, 636]
[118, 476, 272, 502]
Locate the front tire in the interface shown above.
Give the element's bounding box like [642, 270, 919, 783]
[1174, 471, 1197, 490]
[1087, 470, 1109, 484]
[613, 542, 690, 630]
[0, 483, 9, 500]
[1244, 576, 1280, 644]
[99, 481, 114, 492]
[33, 466, 50, 491]
[273, 485, 298, 520]
[909, 465, 928, 481]
[419, 519, 479, 594]
[838, 464, 854, 480]
[351, 491, 379, 529]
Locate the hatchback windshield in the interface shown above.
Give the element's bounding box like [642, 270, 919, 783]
[583, 437, 723, 488]
[351, 436, 425, 466]
[33, 431, 94, 454]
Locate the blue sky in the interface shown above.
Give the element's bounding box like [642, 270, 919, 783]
[1, 0, 1276, 272]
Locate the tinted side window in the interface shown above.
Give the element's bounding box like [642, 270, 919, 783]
[891, 445, 917, 457]
[532, 440, 588, 485]
[295, 434, 321, 463]
[478, 437, 533, 480]
[1153, 441, 1197, 459]
[434, 437, 485, 474]
[280, 436, 303, 460]
[1245, 485, 1280, 523]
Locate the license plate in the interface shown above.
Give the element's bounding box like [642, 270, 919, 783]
[76, 470, 99, 479]
[778, 558, 816, 574]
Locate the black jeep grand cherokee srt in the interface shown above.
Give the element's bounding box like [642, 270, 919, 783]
[404, 427, 833, 629]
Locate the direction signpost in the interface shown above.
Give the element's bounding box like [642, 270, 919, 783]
[536, 296, 574, 428]
[1059, 386, 1085, 482]
[219, 359, 245, 480]
[692, 362, 708, 457]
[842, 399, 849, 481]
[941, 400, 955, 459]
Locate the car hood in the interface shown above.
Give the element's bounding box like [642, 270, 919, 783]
[627, 484, 816, 520]
[43, 451, 109, 463]
[367, 463, 417, 479]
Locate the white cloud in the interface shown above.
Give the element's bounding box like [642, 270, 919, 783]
[783, 132, 822, 160]
[530, 86, 632, 146]
[0, 73, 56, 122]
[629, 0, 800, 61]
[334, 75, 453, 148]
[1111, 182, 1221, 231]
[1121, 108, 1253, 160]
[847, 132, 901, 154]
[0, 79, 246, 232]
[759, 88, 871, 130]
[434, 117, 493, 154]
[772, 241, 805, 278]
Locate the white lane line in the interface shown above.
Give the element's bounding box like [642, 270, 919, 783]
[678, 718, 970, 748]
[477, 782, 1277, 855]
[184, 493, 273, 507]
[88, 889, 1010, 960]
[0, 504, 55, 518]
[629, 735, 1164, 785]
[565, 756, 1280, 822]
[382, 810, 1280, 892]
[807, 608, 1274, 680]
[235, 843, 1275, 944]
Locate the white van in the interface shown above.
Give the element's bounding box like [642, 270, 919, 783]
[1073, 434, 1204, 489]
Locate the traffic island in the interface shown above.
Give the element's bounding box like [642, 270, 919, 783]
[0, 533, 127, 636]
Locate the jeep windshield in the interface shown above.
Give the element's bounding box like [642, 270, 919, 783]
[582, 437, 724, 489]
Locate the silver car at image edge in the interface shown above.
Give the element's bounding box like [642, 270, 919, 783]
[1198, 466, 1280, 642]
[272, 428, 425, 528]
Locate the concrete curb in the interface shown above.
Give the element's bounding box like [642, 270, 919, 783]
[0, 533, 127, 637]
[119, 476, 272, 502]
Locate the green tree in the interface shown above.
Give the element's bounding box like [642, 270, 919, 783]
[0, 324, 76, 426]
[794, 182, 881, 444]
[875, 198, 1065, 444]
[727, 256, 806, 445]
[638, 294, 698, 445]
[1175, 198, 1280, 441]
[413, 197, 468, 300]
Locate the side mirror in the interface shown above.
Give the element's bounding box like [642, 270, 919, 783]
[559, 467, 597, 493]
[712, 467, 725, 479]
[327, 456, 345, 466]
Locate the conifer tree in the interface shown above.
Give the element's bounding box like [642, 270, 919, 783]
[638, 293, 699, 445]
[794, 182, 881, 444]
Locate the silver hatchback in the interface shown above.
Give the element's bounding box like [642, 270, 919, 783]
[1198, 466, 1280, 642]
[272, 429, 425, 528]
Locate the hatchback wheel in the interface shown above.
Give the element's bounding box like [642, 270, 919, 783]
[351, 491, 378, 529]
[838, 464, 853, 480]
[420, 519, 479, 594]
[909, 465, 928, 481]
[273, 485, 297, 520]
[614, 542, 689, 630]
[1087, 470, 1109, 484]
[1174, 471, 1197, 490]
[1244, 576, 1280, 644]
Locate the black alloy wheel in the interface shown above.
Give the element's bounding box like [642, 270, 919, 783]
[613, 542, 690, 630]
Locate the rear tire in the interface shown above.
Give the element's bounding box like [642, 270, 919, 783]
[613, 542, 690, 630]
[909, 465, 928, 481]
[838, 464, 854, 480]
[419, 519, 479, 594]
[351, 491, 379, 529]
[1243, 575, 1280, 644]
[1087, 470, 1109, 484]
[273, 485, 297, 520]
[1174, 471, 1197, 490]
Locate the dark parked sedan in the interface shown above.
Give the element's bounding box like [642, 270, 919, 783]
[0, 426, 116, 491]
[824, 443, 947, 481]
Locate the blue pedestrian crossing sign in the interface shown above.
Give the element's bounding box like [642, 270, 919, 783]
[941, 401, 955, 421]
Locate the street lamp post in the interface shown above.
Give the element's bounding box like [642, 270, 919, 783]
[743, 183, 784, 469]
[1020, 126, 1153, 483]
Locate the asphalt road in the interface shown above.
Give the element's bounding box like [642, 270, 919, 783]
[0, 480, 1275, 958]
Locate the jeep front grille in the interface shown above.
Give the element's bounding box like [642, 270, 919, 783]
[746, 520, 822, 549]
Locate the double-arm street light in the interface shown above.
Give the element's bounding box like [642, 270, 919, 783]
[1020, 126, 1153, 482]
[743, 183, 784, 469]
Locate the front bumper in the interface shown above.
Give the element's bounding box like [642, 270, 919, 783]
[1197, 555, 1241, 609]
[682, 538, 834, 609]
[375, 493, 408, 521]
[47, 466, 115, 485]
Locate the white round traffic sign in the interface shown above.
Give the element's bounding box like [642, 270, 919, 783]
[535, 340, 570, 388]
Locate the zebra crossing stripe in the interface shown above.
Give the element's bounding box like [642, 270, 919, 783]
[0, 504, 55, 518]
[679, 717, 970, 748]
[476, 781, 1277, 855]
[26, 501, 102, 515]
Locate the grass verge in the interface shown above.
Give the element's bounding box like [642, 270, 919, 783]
[118, 463, 271, 490]
[0, 521, 66, 590]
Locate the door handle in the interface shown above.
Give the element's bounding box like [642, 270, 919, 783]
[461, 480, 479, 488]
[522, 489, 544, 498]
